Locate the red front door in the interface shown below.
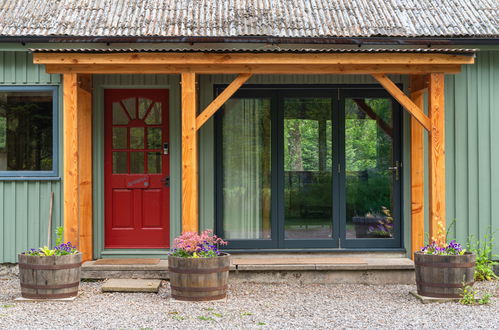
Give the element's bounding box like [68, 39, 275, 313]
[104, 89, 170, 248]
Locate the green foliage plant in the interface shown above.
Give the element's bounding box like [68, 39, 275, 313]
[23, 227, 78, 256]
[459, 283, 491, 305]
[467, 232, 498, 281]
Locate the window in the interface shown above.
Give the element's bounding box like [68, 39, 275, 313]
[0, 87, 58, 177]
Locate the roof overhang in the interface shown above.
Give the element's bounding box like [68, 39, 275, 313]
[32, 48, 476, 75]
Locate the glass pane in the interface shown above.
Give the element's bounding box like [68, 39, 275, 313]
[122, 98, 136, 120]
[130, 152, 144, 173]
[138, 98, 153, 120]
[283, 98, 333, 240]
[345, 98, 394, 239]
[147, 127, 162, 149]
[0, 91, 53, 171]
[112, 102, 128, 125]
[112, 127, 127, 149]
[144, 102, 162, 124]
[222, 98, 272, 240]
[147, 152, 162, 174]
[112, 152, 127, 173]
[130, 127, 144, 149]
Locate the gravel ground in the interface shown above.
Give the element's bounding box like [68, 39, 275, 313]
[0, 277, 497, 329]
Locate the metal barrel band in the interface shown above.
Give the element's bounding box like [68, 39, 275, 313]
[417, 280, 474, 288]
[21, 281, 80, 290]
[170, 284, 228, 292]
[168, 266, 230, 274]
[21, 291, 78, 299]
[417, 291, 462, 299]
[414, 261, 475, 268]
[18, 262, 82, 270]
[171, 293, 226, 301]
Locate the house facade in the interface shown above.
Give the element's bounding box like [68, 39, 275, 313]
[0, 1, 497, 263]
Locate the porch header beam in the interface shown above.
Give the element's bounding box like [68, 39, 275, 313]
[33, 52, 475, 66]
[196, 73, 252, 130]
[44, 63, 463, 75]
[372, 74, 431, 131]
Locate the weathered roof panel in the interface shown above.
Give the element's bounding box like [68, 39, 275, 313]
[0, 0, 497, 39]
[29, 47, 479, 55]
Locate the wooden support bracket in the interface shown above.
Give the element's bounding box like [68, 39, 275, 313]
[372, 74, 431, 131]
[196, 73, 252, 130]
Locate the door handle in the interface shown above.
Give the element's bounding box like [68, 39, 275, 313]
[161, 176, 170, 187]
[388, 161, 400, 181]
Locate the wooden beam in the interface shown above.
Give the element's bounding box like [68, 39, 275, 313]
[196, 73, 252, 130]
[409, 75, 426, 259]
[372, 74, 431, 131]
[63, 73, 94, 262]
[181, 72, 199, 233]
[428, 73, 446, 240]
[33, 52, 475, 66]
[44, 64, 463, 75]
[63, 73, 80, 247]
[77, 74, 93, 262]
[352, 99, 393, 137]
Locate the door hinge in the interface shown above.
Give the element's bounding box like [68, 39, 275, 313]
[338, 163, 341, 174]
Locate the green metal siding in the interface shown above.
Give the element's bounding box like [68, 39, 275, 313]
[0, 51, 62, 263]
[445, 51, 499, 255]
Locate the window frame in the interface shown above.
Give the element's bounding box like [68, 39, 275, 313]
[0, 85, 59, 179]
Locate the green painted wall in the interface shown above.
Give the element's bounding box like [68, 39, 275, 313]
[0, 51, 62, 263]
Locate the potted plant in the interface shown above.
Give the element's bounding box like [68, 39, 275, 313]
[414, 221, 475, 298]
[168, 230, 229, 301]
[18, 227, 82, 299]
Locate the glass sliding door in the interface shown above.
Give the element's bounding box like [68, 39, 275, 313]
[340, 91, 401, 248]
[281, 95, 338, 248]
[216, 87, 401, 250]
[217, 94, 276, 248]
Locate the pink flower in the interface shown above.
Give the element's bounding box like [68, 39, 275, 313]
[173, 230, 227, 254]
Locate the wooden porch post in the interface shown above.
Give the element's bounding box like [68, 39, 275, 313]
[63, 73, 93, 261]
[410, 76, 426, 258]
[181, 72, 199, 233]
[428, 73, 446, 240]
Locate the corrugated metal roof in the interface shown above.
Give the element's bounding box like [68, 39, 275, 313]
[30, 47, 479, 55]
[0, 0, 497, 39]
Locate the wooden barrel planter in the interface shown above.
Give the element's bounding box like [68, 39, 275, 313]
[18, 253, 82, 299]
[168, 253, 230, 301]
[414, 251, 475, 298]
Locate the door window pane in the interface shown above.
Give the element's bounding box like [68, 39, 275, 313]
[112, 102, 129, 125]
[138, 98, 153, 120]
[345, 98, 394, 239]
[112, 127, 127, 149]
[147, 152, 162, 174]
[283, 98, 333, 240]
[144, 102, 162, 124]
[130, 152, 144, 173]
[0, 90, 54, 172]
[130, 127, 144, 149]
[122, 98, 136, 119]
[113, 152, 127, 173]
[147, 127, 162, 149]
[222, 98, 271, 240]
